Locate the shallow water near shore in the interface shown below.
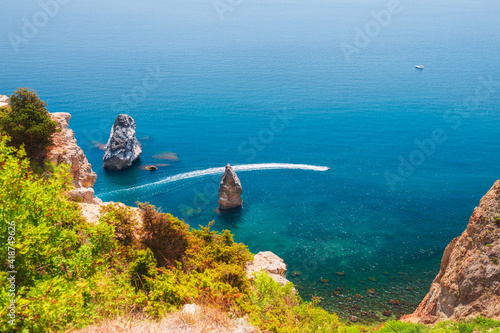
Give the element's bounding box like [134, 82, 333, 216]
[1, 0, 500, 322]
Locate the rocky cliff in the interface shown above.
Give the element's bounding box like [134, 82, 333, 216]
[218, 164, 243, 210]
[245, 251, 290, 286]
[402, 180, 500, 324]
[48, 113, 100, 204]
[103, 114, 142, 170]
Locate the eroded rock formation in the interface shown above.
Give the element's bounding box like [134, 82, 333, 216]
[0, 94, 9, 108]
[48, 113, 100, 204]
[48, 113, 97, 188]
[245, 251, 290, 285]
[103, 114, 141, 170]
[218, 164, 243, 210]
[402, 180, 500, 323]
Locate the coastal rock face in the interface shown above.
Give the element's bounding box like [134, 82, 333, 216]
[103, 114, 141, 170]
[402, 180, 500, 324]
[48, 113, 97, 189]
[218, 164, 243, 210]
[246, 251, 290, 285]
[0, 94, 9, 108]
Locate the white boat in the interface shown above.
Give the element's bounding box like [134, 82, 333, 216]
[415, 65, 424, 70]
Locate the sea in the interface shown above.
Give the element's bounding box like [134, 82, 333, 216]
[1, 0, 499, 322]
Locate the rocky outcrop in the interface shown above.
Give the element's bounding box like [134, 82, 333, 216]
[48, 113, 100, 204]
[48, 113, 97, 188]
[245, 251, 290, 285]
[0, 94, 9, 108]
[103, 114, 141, 170]
[218, 164, 243, 210]
[402, 180, 500, 324]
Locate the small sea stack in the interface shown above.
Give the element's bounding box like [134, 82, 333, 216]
[218, 164, 243, 211]
[103, 114, 142, 170]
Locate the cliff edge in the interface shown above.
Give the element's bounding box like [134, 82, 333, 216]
[402, 180, 500, 324]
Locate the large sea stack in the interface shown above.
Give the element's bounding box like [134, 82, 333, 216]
[402, 180, 500, 323]
[218, 164, 243, 210]
[103, 114, 142, 170]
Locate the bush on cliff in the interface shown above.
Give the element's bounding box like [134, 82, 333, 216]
[247, 271, 341, 333]
[0, 88, 58, 161]
[138, 202, 191, 268]
[376, 317, 500, 333]
[0, 135, 142, 332]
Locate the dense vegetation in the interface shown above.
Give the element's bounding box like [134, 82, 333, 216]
[0, 88, 58, 162]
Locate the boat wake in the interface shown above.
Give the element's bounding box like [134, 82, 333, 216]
[102, 163, 330, 197]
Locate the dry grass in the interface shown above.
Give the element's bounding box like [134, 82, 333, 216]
[72, 304, 259, 333]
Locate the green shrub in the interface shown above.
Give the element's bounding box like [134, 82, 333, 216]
[0, 135, 136, 332]
[378, 320, 429, 333]
[0, 88, 58, 161]
[100, 203, 139, 247]
[138, 202, 190, 268]
[434, 317, 500, 333]
[247, 271, 340, 332]
[129, 248, 157, 292]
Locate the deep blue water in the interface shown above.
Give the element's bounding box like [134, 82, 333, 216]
[1, 0, 500, 321]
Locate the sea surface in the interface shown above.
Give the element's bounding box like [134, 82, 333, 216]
[1, 0, 500, 322]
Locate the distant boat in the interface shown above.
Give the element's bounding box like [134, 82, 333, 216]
[415, 65, 424, 70]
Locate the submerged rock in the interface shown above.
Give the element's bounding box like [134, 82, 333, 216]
[402, 180, 500, 324]
[218, 164, 243, 210]
[152, 151, 179, 161]
[103, 114, 141, 170]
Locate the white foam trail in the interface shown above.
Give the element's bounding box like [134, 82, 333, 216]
[103, 163, 330, 197]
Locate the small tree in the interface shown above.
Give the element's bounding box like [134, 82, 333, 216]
[0, 88, 58, 160]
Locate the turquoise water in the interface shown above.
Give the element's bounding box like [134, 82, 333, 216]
[2, 0, 500, 321]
